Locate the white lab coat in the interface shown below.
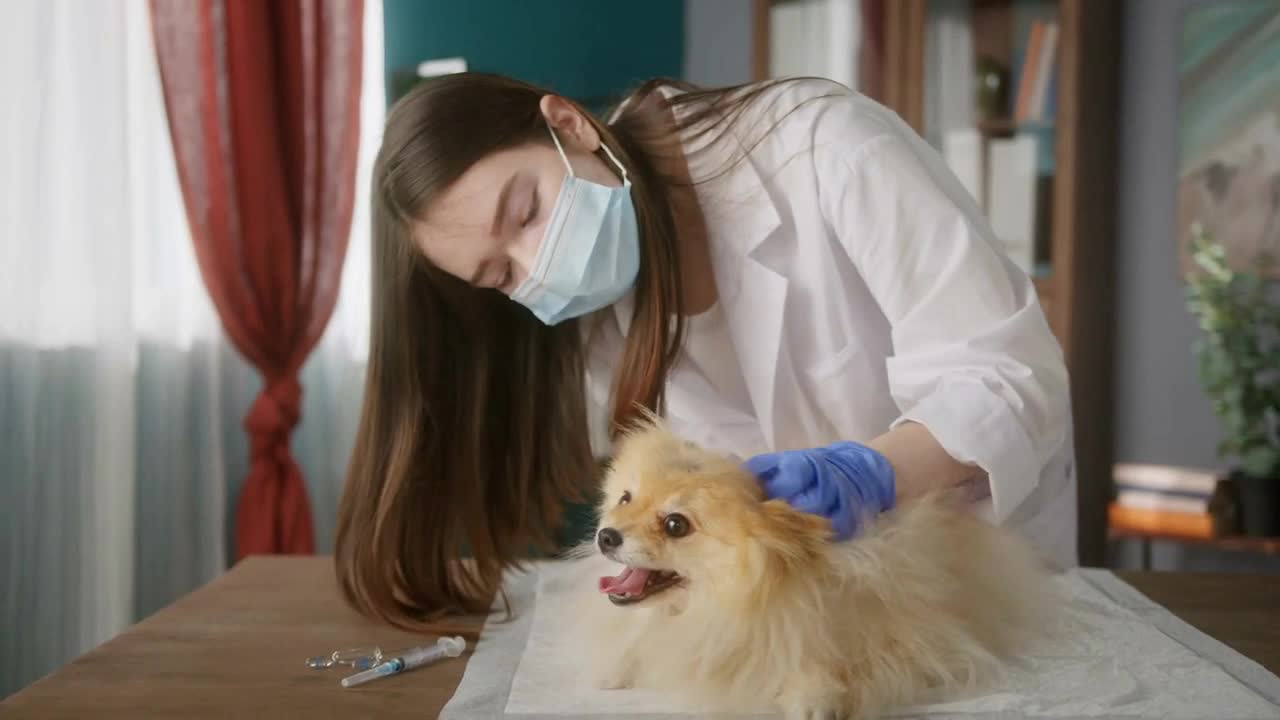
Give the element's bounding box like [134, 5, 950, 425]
[584, 79, 1078, 569]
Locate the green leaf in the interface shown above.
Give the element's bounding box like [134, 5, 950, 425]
[1225, 411, 1247, 437]
[1184, 224, 1280, 462]
[1240, 445, 1280, 479]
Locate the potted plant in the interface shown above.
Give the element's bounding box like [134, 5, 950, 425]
[1184, 223, 1280, 537]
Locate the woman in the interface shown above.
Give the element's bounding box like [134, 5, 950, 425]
[335, 73, 1075, 629]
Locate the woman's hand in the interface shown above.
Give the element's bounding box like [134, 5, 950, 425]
[744, 441, 896, 541]
[746, 423, 987, 541]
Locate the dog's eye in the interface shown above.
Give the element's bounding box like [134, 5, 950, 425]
[663, 513, 691, 538]
[618, 491, 631, 506]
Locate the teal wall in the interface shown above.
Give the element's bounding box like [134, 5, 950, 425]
[383, 0, 685, 110]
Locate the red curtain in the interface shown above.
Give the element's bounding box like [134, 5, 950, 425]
[149, 0, 365, 559]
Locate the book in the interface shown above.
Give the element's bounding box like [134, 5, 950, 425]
[1108, 504, 1216, 539]
[1115, 489, 1211, 515]
[1014, 20, 1044, 123]
[1113, 463, 1220, 497]
[943, 128, 984, 210]
[1040, 28, 1059, 122]
[925, 0, 975, 148]
[1008, 39, 1025, 119]
[768, 0, 827, 80]
[1029, 23, 1058, 122]
[986, 134, 1039, 273]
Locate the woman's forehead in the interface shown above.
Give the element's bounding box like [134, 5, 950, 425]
[410, 143, 551, 274]
[419, 144, 544, 235]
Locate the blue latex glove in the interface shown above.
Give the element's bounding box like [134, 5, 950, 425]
[744, 442, 896, 541]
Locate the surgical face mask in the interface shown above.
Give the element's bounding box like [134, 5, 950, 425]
[508, 125, 640, 326]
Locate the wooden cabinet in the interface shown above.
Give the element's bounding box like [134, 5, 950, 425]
[753, 0, 1121, 565]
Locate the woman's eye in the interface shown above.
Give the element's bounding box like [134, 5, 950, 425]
[520, 191, 539, 228]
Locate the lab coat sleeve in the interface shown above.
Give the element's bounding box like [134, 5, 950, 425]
[816, 129, 1070, 524]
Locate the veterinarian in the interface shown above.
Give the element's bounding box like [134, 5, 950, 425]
[336, 74, 1076, 626]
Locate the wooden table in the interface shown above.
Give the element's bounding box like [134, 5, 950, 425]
[2, 557, 1278, 719]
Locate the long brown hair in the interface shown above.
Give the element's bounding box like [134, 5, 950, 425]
[335, 72, 832, 630]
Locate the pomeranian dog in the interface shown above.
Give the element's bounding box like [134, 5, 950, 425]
[558, 417, 1057, 720]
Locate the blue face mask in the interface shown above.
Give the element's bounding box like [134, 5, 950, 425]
[508, 124, 640, 325]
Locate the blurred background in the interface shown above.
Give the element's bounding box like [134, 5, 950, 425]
[3, 0, 1279, 701]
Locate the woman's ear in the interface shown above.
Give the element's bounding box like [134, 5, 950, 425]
[539, 95, 601, 152]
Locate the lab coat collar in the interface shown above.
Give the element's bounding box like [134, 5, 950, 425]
[695, 143, 786, 448]
[639, 87, 789, 449]
[608, 290, 762, 450]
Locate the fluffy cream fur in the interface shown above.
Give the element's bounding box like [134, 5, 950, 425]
[555, 418, 1058, 720]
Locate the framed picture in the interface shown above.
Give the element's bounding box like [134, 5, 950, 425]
[1177, 0, 1280, 276]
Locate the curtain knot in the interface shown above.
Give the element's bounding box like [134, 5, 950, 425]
[245, 377, 302, 458]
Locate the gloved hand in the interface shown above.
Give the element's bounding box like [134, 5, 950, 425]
[744, 442, 896, 541]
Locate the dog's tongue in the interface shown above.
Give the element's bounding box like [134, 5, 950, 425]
[598, 566, 651, 595]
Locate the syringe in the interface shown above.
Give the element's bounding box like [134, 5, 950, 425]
[339, 636, 467, 688]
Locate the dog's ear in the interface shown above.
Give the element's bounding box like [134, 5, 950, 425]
[754, 499, 831, 563]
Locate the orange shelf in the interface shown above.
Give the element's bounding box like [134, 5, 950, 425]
[1108, 503, 1280, 555]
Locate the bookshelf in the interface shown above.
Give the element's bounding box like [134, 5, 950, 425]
[752, 0, 1121, 565]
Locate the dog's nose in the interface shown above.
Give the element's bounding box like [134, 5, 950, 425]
[597, 527, 623, 552]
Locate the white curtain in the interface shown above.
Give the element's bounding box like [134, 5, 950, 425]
[0, 0, 382, 699]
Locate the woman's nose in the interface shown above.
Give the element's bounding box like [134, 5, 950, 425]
[506, 234, 540, 286]
[597, 527, 623, 552]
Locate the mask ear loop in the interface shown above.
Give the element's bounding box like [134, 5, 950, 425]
[547, 123, 630, 186]
[547, 124, 575, 177]
[597, 142, 630, 187]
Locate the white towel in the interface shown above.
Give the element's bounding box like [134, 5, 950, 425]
[440, 564, 1280, 719]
